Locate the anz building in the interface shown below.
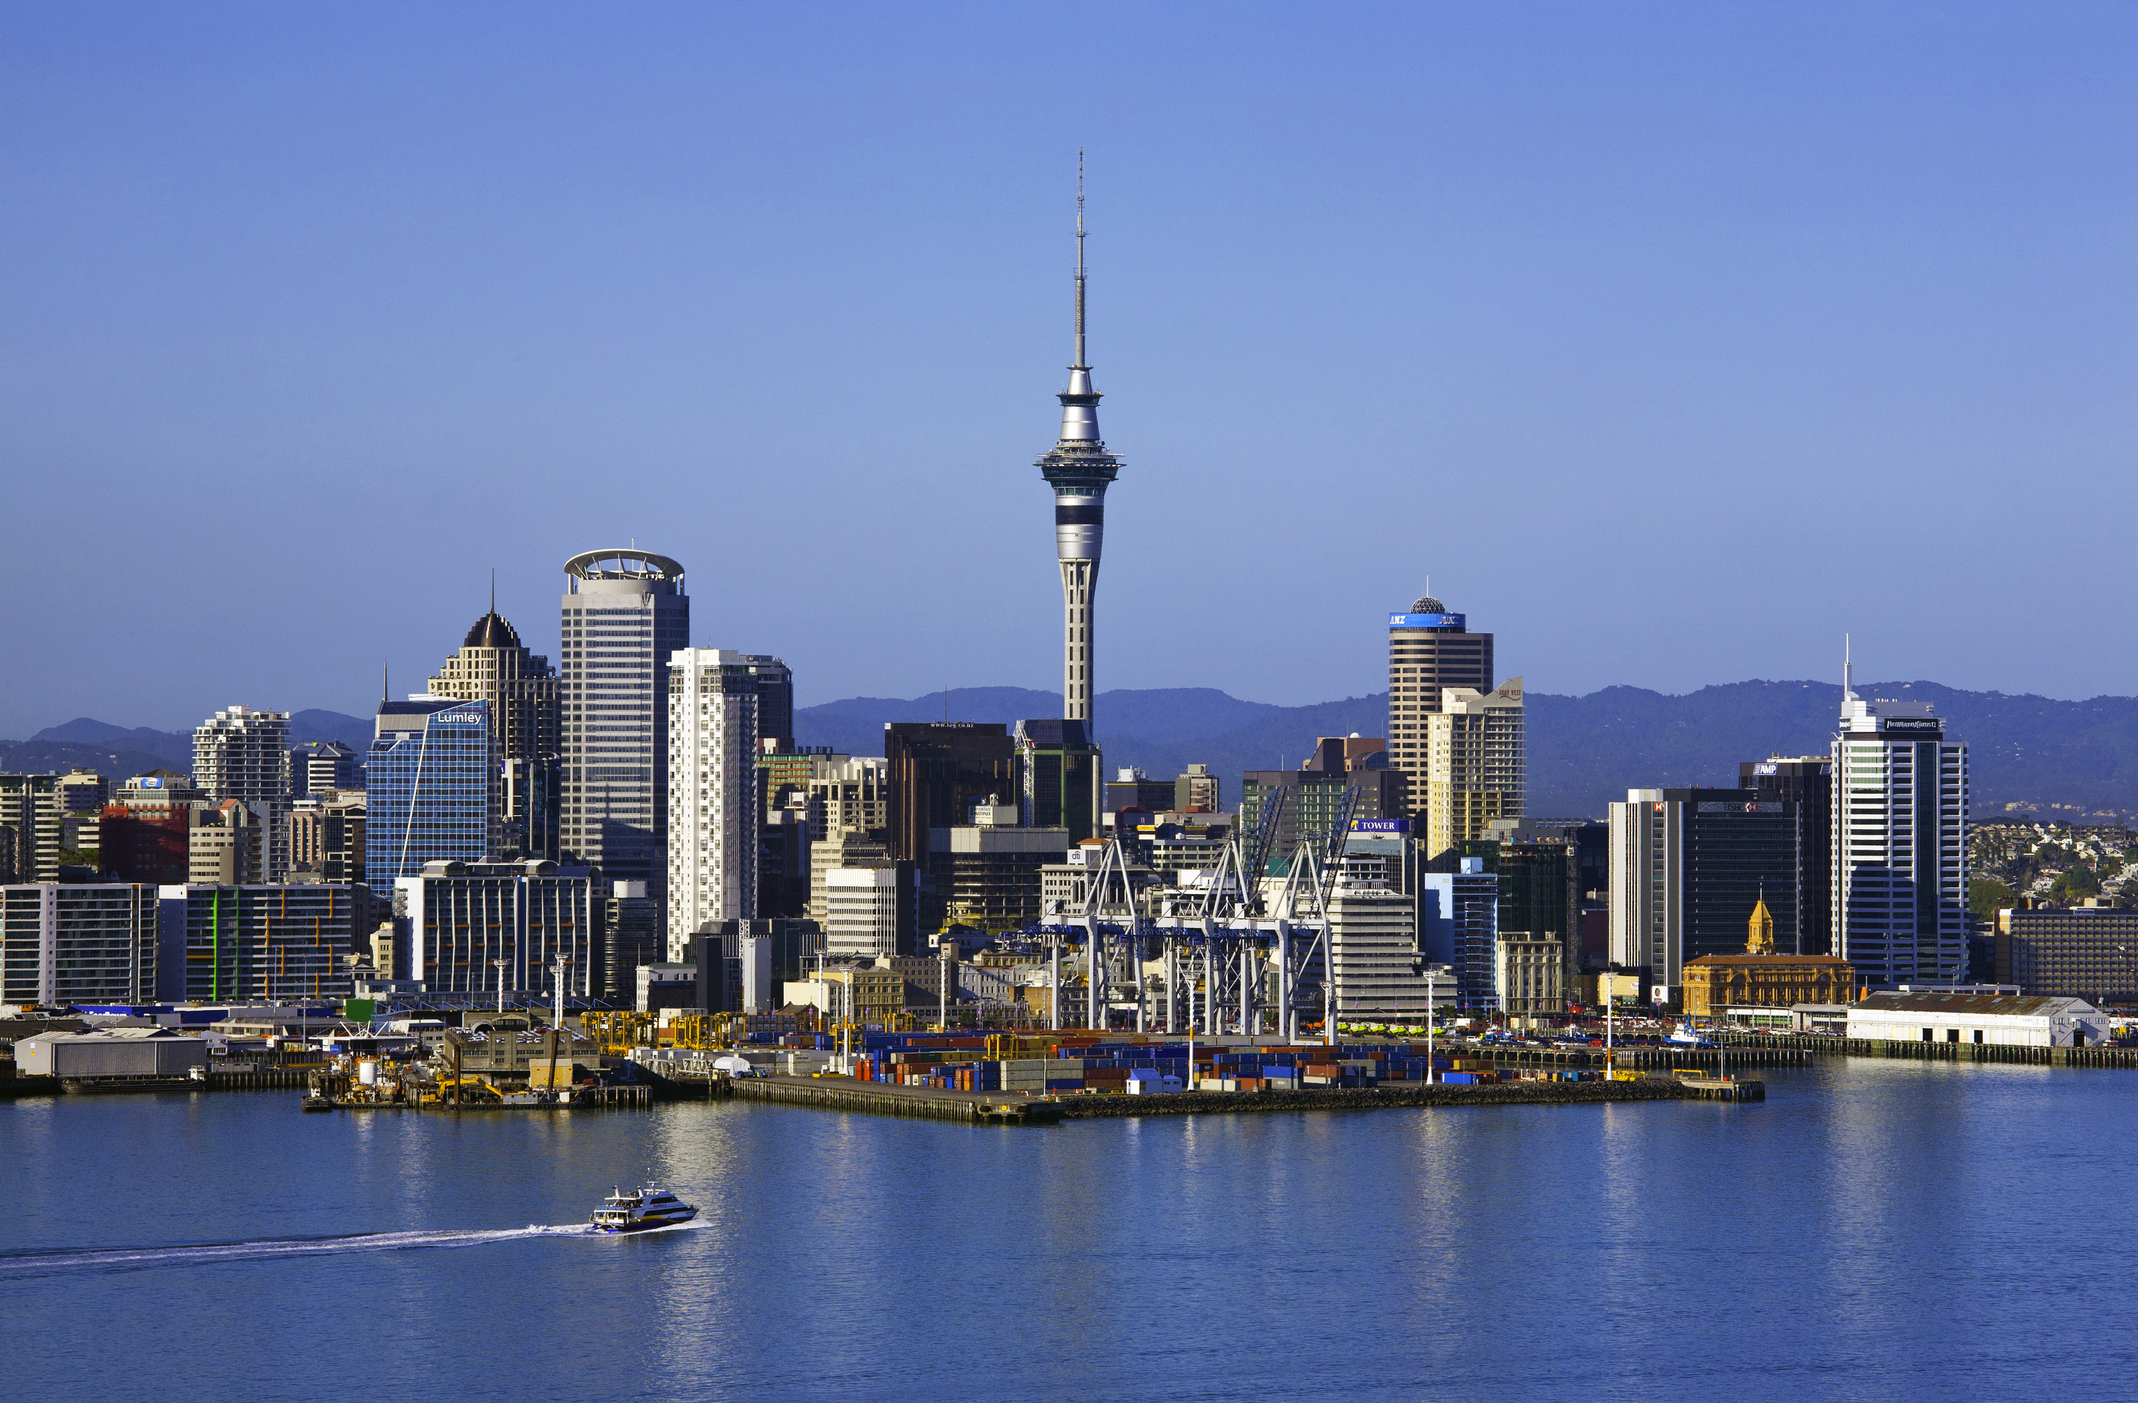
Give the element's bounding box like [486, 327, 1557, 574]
[366, 698, 492, 899]
[1831, 691, 1969, 988]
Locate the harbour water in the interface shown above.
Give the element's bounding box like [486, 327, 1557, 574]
[5, 1058, 2133, 1401]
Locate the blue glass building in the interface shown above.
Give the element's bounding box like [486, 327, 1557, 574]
[366, 698, 492, 899]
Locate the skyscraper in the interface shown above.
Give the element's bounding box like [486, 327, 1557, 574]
[1608, 786, 1802, 1005]
[666, 648, 759, 960]
[365, 698, 491, 899]
[428, 597, 562, 859]
[884, 723, 1018, 865]
[1832, 683, 1969, 987]
[1033, 160, 1122, 726]
[1741, 755, 1834, 954]
[1386, 590, 1494, 817]
[741, 655, 795, 751]
[1422, 679, 1526, 860]
[559, 549, 690, 899]
[1015, 717, 1103, 841]
[193, 706, 292, 880]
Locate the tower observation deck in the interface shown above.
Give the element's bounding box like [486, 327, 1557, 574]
[1034, 154, 1121, 727]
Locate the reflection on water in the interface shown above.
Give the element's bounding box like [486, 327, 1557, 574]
[5, 1063, 2137, 1401]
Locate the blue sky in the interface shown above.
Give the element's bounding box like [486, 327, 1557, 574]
[3, 3, 2134, 735]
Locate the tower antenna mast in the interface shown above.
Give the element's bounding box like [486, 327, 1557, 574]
[1074, 148, 1086, 370]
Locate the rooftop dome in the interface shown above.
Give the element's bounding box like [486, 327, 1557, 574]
[1409, 593, 1447, 614]
[463, 612, 522, 650]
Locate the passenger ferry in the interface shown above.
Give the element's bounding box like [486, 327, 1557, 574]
[590, 1185, 698, 1234]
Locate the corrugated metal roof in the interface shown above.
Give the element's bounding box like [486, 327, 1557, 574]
[1857, 992, 2091, 1017]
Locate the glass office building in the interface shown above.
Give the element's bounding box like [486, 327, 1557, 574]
[366, 698, 493, 899]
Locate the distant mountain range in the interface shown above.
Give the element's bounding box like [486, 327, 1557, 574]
[796, 681, 2138, 822]
[10, 683, 2134, 823]
[1, 711, 374, 786]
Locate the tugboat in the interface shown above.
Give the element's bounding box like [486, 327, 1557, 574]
[590, 1185, 698, 1234]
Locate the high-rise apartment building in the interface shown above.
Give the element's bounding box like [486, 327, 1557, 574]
[396, 858, 599, 999]
[807, 755, 890, 845]
[429, 603, 562, 860]
[365, 698, 492, 899]
[0, 882, 160, 1005]
[193, 706, 291, 880]
[1386, 591, 1494, 816]
[1743, 755, 1835, 955]
[1033, 170, 1122, 726]
[559, 549, 689, 898]
[162, 883, 362, 1003]
[1832, 690, 1969, 986]
[0, 775, 62, 883]
[1609, 786, 1802, 1005]
[188, 799, 264, 885]
[1175, 763, 1221, 814]
[289, 792, 366, 884]
[666, 649, 760, 960]
[1422, 679, 1526, 860]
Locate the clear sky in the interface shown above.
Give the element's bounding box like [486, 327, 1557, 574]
[4, 3, 2134, 736]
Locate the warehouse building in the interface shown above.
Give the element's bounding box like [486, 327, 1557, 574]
[15, 1026, 208, 1081]
[1847, 990, 2108, 1047]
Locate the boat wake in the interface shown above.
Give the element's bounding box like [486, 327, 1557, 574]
[0, 1220, 701, 1279]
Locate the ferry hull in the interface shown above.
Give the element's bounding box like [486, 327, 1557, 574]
[592, 1210, 697, 1234]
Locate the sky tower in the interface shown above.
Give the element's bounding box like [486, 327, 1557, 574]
[1034, 153, 1122, 727]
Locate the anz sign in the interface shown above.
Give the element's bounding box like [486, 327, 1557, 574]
[1387, 612, 1465, 629]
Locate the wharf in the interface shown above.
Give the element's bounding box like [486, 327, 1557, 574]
[1485, 1044, 1811, 1073]
[725, 1073, 1758, 1124]
[727, 1074, 1061, 1125]
[1054, 1076, 1760, 1118]
[1719, 1031, 2138, 1069]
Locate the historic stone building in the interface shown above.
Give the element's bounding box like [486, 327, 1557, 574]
[1683, 898, 1856, 1017]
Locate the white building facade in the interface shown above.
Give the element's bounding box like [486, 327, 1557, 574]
[666, 649, 758, 961]
[1831, 694, 1968, 987]
[193, 706, 291, 881]
[1848, 991, 2106, 1047]
[1327, 879, 1449, 1019]
[825, 866, 900, 961]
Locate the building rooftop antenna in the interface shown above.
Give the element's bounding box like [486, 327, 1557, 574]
[1843, 633, 1853, 703]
